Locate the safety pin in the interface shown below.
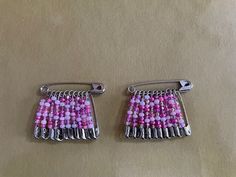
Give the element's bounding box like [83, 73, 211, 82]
[127, 79, 193, 93]
[39, 82, 105, 95]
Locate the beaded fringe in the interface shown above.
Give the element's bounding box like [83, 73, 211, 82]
[34, 93, 98, 141]
[124, 90, 191, 139]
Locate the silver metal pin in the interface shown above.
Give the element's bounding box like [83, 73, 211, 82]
[133, 127, 137, 138]
[179, 128, 185, 137]
[55, 128, 63, 141]
[169, 127, 175, 137]
[174, 126, 181, 137]
[152, 127, 158, 139]
[157, 128, 163, 139]
[63, 128, 69, 140]
[184, 125, 191, 136]
[140, 127, 145, 139]
[75, 128, 81, 139]
[34, 125, 40, 139]
[68, 128, 75, 140]
[125, 126, 131, 138]
[81, 129, 86, 140]
[41, 128, 49, 140]
[163, 127, 170, 139]
[89, 128, 97, 139]
[49, 128, 55, 140]
[128, 79, 193, 93]
[146, 127, 152, 139]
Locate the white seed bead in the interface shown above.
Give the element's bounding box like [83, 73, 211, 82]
[65, 105, 70, 108]
[154, 99, 159, 104]
[75, 107, 80, 111]
[66, 124, 71, 128]
[176, 109, 181, 114]
[36, 112, 41, 117]
[44, 102, 50, 107]
[51, 96, 57, 101]
[150, 117, 155, 121]
[155, 116, 161, 121]
[161, 117, 166, 122]
[65, 112, 70, 116]
[139, 113, 144, 117]
[43, 112, 48, 117]
[55, 100, 60, 105]
[65, 116, 70, 120]
[60, 117, 65, 121]
[87, 116, 93, 120]
[149, 102, 154, 107]
[140, 101, 145, 106]
[72, 124, 77, 128]
[70, 101, 75, 106]
[127, 110, 133, 115]
[60, 124, 65, 129]
[85, 101, 91, 106]
[53, 115, 59, 120]
[41, 120, 47, 124]
[60, 102, 65, 107]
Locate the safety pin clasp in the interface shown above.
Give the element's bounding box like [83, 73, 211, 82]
[39, 82, 105, 95]
[127, 79, 193, 93]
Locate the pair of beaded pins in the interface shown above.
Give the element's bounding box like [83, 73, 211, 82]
[33, 82, 105, 141]
[124, 80, 193, 139]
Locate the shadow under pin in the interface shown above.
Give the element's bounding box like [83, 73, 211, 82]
[41, 128, 50, 140]
[34, 125, 41, 139]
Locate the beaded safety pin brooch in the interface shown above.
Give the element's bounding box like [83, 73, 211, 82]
[33, 82, 105, 141]
[124, 80, 193, 140]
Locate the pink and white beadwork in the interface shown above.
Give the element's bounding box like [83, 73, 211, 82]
[124, 90, 191, 139]
[34, 94, 98, 141]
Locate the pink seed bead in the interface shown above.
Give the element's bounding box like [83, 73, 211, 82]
[159, 97, 164, 102]
[35, 120, 40, 124]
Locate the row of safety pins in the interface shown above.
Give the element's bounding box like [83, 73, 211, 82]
[34, 82, 105, 141]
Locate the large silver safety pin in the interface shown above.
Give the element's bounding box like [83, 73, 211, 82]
[127, 79, 193, 93]
[39, 82, 105, 95]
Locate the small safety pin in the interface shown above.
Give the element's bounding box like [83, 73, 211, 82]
[127, 79, 193, 93]
[39, 82, 105, 95]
